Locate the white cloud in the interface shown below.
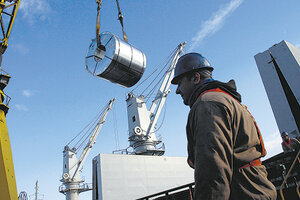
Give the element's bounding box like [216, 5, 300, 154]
[12, 43, 29, 55]
[263, 130, 283, 159]
[22, 89, 34, 98]
[295, 43, 300, 48]
[189, 0, 243, 51]
[19, 0, 51, 24]
[15, 104, 29, 111]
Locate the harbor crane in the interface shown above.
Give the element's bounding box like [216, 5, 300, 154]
[59, 98, 115, 200]
[0, 0, 21, 199]
[124, 42, 186, 155]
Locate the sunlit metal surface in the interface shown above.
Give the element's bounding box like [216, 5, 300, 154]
[92, 154, 194, 200]
[86, 32, 146, 87]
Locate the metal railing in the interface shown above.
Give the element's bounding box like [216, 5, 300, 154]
[59, 182, 92, 194]
[280, 149, 300, 200]
[3, 92, 10, 106]
[137, 182, 194, 200]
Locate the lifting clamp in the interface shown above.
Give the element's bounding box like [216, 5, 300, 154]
[95, 0, 128, 49]
[96, 0, 102, 48]
[115, 0, 128, 42]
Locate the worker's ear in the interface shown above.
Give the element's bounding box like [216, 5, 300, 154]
[193, 72, 201, 84]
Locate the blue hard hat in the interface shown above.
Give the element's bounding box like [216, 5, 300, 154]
[171, 53, 214, 84]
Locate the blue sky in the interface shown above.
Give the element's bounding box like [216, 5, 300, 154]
[3, 0, 300, 199]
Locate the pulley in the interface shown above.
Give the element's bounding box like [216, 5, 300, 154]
[134, 126, 142, 135]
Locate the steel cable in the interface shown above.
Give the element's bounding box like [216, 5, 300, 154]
[74, 105, 108, 152]
[152, 100, 167, 132]
[66, 102, 108, 151]
[142, 47, 177, 102]
[112, 103, 120, 150]
[131, 46, 177, 95]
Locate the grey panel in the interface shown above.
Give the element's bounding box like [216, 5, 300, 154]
[254, 41, 300, 137]
[269, 40, 300, 104]
[93, 154, 194, 200]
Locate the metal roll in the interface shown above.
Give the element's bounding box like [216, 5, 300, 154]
[85, 32, 146, 87]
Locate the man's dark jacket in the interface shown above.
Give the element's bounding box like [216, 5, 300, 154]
[186, 79, 277, 200]
[281, 137, 300, 152]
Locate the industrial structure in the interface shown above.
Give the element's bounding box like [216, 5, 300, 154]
[123, 42, 186, 155]
[263, 151, 300, 200]
[59, 99, 115, 200]
[18, 181, 44, 200]
[92, 154, 193, 200]
[18, 191, 28, 200]
[255, 40, 300, 138]
[0, 0, 21, 199]
[92, 42, 196, 200]
[0, 0, 298, 199]
[254, 40, 300, 200]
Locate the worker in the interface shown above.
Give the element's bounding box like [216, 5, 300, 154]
[281, 131, 300, 152]
[171, 53, 277, 200]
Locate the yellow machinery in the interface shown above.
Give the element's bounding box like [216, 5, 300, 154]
[0, 0, 21, 199]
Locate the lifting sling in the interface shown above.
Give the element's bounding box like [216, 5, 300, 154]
[96, 0, 128, 49]
[116, 0, 128, 42]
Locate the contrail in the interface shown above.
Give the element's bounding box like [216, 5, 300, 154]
[188, 0, 243, 51]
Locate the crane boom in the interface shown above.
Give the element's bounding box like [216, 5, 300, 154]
[59, 98, 116, 200]
[125, 42, 186, 155]
[73, 98, 115, 180]
[0, 0, 21, 55]
[147, 42, 186, 136]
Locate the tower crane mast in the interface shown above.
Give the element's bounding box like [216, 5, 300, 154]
[59, 98, 116, 200]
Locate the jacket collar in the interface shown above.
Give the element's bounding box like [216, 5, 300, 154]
[188, 79, 242, 107]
